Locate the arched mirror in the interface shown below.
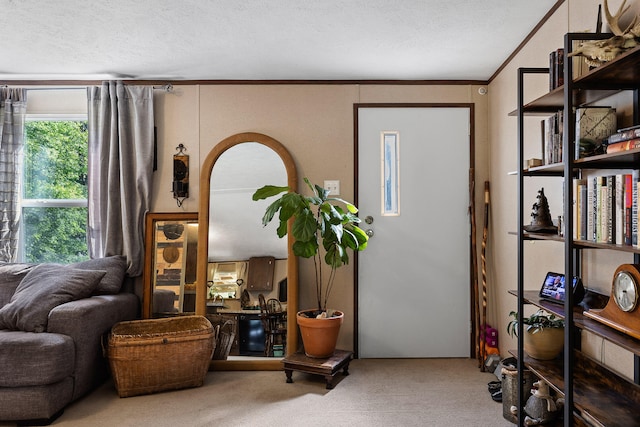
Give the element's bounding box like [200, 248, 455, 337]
[197, 132, 298, 370]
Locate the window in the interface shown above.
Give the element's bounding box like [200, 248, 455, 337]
[19, 115, 89, 263]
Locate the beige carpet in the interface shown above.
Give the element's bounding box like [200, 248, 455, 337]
[7, 358, 514, 427]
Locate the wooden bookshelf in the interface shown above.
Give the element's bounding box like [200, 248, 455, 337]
[509, 290, 640, 356]
[508, 349, 640, 426]
[511, 33, 640, 426]
[508, 43, 640, 117]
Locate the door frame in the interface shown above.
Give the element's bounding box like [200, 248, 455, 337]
[353, 102, 476, 358]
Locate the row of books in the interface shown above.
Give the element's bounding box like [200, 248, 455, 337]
[540, 107, 616, 164]
[574, 172, 640, 245]
[542, 111, 563, 164]
[549, 48, 564, 91]
[548, 45, 590, 91]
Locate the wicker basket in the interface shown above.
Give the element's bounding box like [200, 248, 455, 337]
[108, 315, 214, 397]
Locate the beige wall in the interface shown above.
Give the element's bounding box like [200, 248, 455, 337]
[152, 83, 489, 351]
[23, 80, 489, 354]
[23, 1, 639, 372]
[488, 0, 640, 380]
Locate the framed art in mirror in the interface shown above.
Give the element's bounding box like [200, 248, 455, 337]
[143, 212, 198, 318]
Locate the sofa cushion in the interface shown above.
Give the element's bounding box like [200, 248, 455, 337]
[69, 255, 127, 294]
[0, 263, 35, 308]
[0, 264, 106, 332]
[0, 329, 75, 387]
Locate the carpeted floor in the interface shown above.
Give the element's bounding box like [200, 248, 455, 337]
[4, 358, 514, 427]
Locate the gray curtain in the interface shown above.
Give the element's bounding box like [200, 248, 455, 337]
[0, 88, 27, 262]
[87, 81, 154, 276]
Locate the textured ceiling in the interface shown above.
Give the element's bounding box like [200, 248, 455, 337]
[1, 0, 560, 81]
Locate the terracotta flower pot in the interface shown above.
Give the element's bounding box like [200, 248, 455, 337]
[297, 309, 344, 358]
[524, 327, 564, 360]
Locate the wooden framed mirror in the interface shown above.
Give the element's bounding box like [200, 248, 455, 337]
[142, 212, 199, 318]
[197, 132, 298, 370]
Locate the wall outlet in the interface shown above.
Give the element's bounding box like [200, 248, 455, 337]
[324, 180, 340, 196]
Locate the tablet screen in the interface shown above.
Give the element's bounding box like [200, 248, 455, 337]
[540, 272, 567, 301]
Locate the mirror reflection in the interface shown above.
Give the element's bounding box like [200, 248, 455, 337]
[205, 142, 288, 358]
[197, 132, 298, 369]
[208, 142, 288, 264]
[143, 212, 198, 318]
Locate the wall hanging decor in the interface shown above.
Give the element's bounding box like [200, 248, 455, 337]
[173, 144, 189, 206]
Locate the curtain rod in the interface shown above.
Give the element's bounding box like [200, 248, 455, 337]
[153, 83, 173, 92]
[24, 87, 87, 91]
[4, 85, 174, 93]
[1, 83, 174, 91]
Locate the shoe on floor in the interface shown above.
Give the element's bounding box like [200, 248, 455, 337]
[487, 380, 501, 393]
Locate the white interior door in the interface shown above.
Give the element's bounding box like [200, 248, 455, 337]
[357, 106, 471, 358]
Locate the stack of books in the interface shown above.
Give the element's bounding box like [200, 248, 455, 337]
[606, 125, 640, 153]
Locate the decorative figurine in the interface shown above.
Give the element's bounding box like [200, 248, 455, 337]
[510, 379, 564, 425]
[524, 188, 558, 234]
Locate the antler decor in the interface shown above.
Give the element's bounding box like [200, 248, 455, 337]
[569, 0, 640, 67]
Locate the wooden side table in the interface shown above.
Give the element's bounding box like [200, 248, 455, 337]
[282, 349, 353, 389]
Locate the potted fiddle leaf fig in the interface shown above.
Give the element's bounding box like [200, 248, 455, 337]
[252, 177, 369, 358]
[507, 309, 565, 360]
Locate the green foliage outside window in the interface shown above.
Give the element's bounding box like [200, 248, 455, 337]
[24, 121, 88, 199]
[23, 121, 89, 263]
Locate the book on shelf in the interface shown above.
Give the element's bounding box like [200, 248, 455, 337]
[633, 171, 639, 247]
[625, 174, 633, 245]
[540, 120, 545, 164]
[587, 177, 596, 241]
[575, 179, 588, 241]
[607, 124, 640, 144]
[549, 50, 556, 91]
[616, 174, 624, 246]
[575, 107, 617, 159]
[598, 176, 608, 243]
[606, 138, 640, 153]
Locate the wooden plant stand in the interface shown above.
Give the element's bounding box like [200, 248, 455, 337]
[282, 349, 353, 389]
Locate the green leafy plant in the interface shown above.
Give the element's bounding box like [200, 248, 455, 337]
[252, 177, 369, 313]
[507, 309, 564, 337]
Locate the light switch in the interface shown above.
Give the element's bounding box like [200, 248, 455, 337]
[324, 180, 340, 196]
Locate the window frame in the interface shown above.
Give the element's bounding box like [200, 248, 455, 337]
[18, 113, 89, 262]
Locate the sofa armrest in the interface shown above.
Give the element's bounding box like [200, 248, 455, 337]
[47, 293, 139, 400]
[48, 293, 139, 336]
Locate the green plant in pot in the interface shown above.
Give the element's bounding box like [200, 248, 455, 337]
[507, 309, 565, 360]
[253, 177, 369, 358]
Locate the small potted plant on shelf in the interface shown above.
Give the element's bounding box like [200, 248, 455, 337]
[507, 309, 565, 360]
[253, 177, 369, 358]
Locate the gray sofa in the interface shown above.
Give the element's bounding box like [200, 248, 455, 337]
[0, 256, 139, 424]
